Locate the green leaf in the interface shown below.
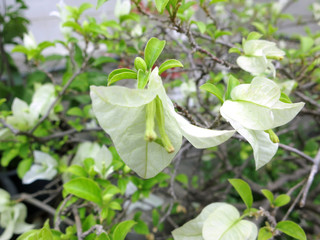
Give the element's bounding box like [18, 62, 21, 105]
[258, 227, 273, 240]
[191, 21, 206, 34]
[252, 22, 266, 35]
[247, 32, 263, 41]
[79, 3, 94, 15]
[107, 68, 137, 85]
[155, 0, 170, 13]
[300, 36, 314, 53]
[152, 209, 160, 226]
[158, 59, 183, 75]
[108, 72, 137, 86]
[225, 75, 240, 101]
[96, 233, 111, 240]
[66, 165, 88, 177]
[64, 177, 103, 206]
[1, 148, 19, 167]
[200, 82, 224, 104]
[261, 189, 274, 204]
[109, 201, 122, 210]
[134, 57, 147, 71]
[17, 158, 33, 179]
[279, 92, 292, 103]
[137, 70, 150, 89]
[134, 220, 150, 235]
[63, 21, 83, 33]
[12, 45, 29, 54]
[276, 221, 306, 240]
[144, 37, 166, 69]
[93, 56, 117, 66]
[274, 194, 290, 207]
[175, 173, 188, 187]
[112, 220, 136, 240]
[97, 0, 109, 9]
[67, 107, 84, 117]
[228, 178, 253, 209]
[229, 47, 241, 55]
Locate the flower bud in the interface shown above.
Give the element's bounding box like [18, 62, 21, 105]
[134, 57, 147, 71]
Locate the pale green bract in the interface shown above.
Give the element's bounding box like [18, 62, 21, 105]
[237, 40, 285, 77]
[22, 151, 58, 184]
[172, 203, 257, 240]
[0, 189, 34, 240]
[6, 83, 56, 131]
[22, 31, 37, 50]
[220, 77, 304, 169]
[90, 68, 235, 178]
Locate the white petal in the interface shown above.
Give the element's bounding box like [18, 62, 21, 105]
[230, 120, 278, 169]
[262, 44, 285, 58]
[91, 85, 182, 178]
[236, 56, 268, 75]
[243, 40, 276, 56]
[220, 100, 274, 130]
[22, 165, 57, 184]
[202, 204, 257, 240]
[174, 113, 235, 149]
[12, 204, 34, 234]
[94, 145, 113, 173]
[172, 203, 227, 240]
[34, 150, 57, 167]
[72, 142, 100, 166]
[271, 101, 305, 128]
[0, 216, 14, 240]
[23, 32, 37, 49]
[231, 77, 280, 107]
[30, 84, 56, 117]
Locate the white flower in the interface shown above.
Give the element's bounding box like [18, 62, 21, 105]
[22, 151, 58, 184]
[72, 142, 113, 179]
[49, 0, 72, 37]
[220, 77, 304, 169]
[90, 68, 235, 178]
[114, 0, 131, 19]
[172, 202, 257, 240]
[0, 189, 34, 240]
[6, 83, 56, 131]
[23, 32, 37, 50]
[237, 40, 285, 77]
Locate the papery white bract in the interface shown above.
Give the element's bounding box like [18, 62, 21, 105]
[49, 0, 72, 37]
[6, 83, 56, 131]
[220, 77, 304, 169]
[22, 151, 58, 184]
[71, 141, 113, 178]
[172, 202, 257, 240]
[90, 68, 235, 178]
[0, 189, 34, 240]
[237, 40, 285, 77]
[114, 0, 131, 19]
[23, 31, 37, 50]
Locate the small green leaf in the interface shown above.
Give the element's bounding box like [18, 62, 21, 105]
[155, 0, 170, 13]
[158, 59, 183, 75]
[279, 92, 292, 103]
[64, 177, 103, 206]
[108, 71, 137, 86]
[200, 83, 224, 104]
[79, 3, 94, 15]
[134, 220, 150, 235]
[109, 201, 122, 210]
[107, 68, 136, 85]
[67, 107, 84, 117]
[252, 22, 266, 35]
[300, 36, 314, 53]
[152, 209, 160, 226]
[276, 221, 306, 240]
[258, 227, 273, 240]
[175, 173, 188, 187]
[261, 189, 274, 204]
[97, 0, 109, 9]
[274, 194, 291, 207]
[112, 220, 136, 240]
[12, 45, 29, 54]
[93, 56, 117, 66]
[1, 148, 19, 167]
[17, 158, 33, 179]
[66, 165, 88, 177]
[134, 57, 147, 71]
[144, 37, 166, 69]
[228, 178, 253, 209]
[137, 70, 150, 89]
[225, 75, 240, 100]
[247, 31, 263, 41]
[191, 21, 206, 34]
[96, 233, 111, 240]
[229, 47, 242, 55]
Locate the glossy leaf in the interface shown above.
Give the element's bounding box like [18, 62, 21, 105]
[200, 83, 224, 104]
[97, 0, 109, 9]
[155, 0, 170, 13]
[108, 71, 137, 86]
[93, 56, 117, 66]
[137, 69, 150, 89]
[229, 178, 253, 209]
[258, 227, 273, 240]
[276, 221, 306, 240]
[112, 220, 136, 240]
[64, 177, 103, 206]
[274, 194, 290, 207]
[261, 189, 274, 204]
[225, 75, 240, 101]
[144, 37, 166, 69]
[158, 59, 183, 75]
